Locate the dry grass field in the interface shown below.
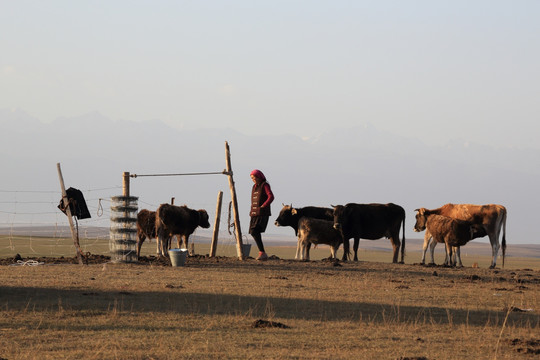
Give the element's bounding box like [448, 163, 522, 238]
[1, 238, 539, 360]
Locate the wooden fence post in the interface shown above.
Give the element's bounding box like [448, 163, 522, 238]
[210, 191, 223, 257]
[123, 172, 130, 196]
[224, 142, 244, 260]
[57, 163, 83, 265]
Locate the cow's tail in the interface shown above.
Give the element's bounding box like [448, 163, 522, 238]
[501, 208, 507, 268]
[155, 206, 164, 232]
[400, 213, 406, 263]
[155, 205, 167, 256]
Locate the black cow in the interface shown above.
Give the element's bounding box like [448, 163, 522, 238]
[413, 213, 484, 267]
[332, 203, 406, 263]
[136, 209, 157, 258]
[297, 217, 343, 261]
[155, 203, 210, 257]
[275, 204, 334, 259]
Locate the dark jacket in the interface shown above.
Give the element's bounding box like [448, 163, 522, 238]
[58, 187, 91, 220]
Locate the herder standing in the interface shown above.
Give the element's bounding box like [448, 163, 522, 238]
[249, 169, 274, 261]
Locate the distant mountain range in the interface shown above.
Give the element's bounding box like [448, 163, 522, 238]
[1, 109, 539, 245]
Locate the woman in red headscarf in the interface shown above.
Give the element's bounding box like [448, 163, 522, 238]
[249, 169, 274, 260]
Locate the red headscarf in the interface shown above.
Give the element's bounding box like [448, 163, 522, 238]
[250, 169, 266, 181]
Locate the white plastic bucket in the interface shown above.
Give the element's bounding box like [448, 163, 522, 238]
[168, 248, 188, 267]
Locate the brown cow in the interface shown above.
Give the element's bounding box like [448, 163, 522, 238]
[136, 209, 157, 259]
[414, 204, 507, 268]
[414, 213, 485, 266]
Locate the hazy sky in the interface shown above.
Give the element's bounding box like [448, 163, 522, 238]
[1, 1, 539, 148]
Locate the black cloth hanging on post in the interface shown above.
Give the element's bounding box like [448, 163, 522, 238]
[58, 187, 91, 219]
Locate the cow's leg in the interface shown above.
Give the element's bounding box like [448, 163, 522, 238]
[136, 233, 145, 259]
[330, 245, 337, 259]
[300, 241, 307, 260]
[156, 237, 161, 256]
[298, 235, 307, 261]
[295, 237, 302, 259]
[159, 236, 166, 257]
[161, 234, 172, 257]
[155, 228, 164, 256]
[445, 240, 454, 267]
[429, 239, 437, 265]
[341, 238, 350, 261]
[353, 238, 360, 261]
[421, 232, 431, 265]
[390, 233, 401, 264]
[488, 231, 500, 269]
[454, 246, 463, 267]
[442, 243, 450, 265]
[185, 235, 190, 252]
[305, 242, 312, 261]
[442, 243, 452, 266]
[157, 234, 166, 257]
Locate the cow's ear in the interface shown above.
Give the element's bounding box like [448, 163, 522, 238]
[291, 208, 297, 215]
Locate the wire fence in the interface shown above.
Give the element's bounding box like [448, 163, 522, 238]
[0, 187, 244, 259]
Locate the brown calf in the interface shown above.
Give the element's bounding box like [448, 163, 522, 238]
[414, 213, 484, 267]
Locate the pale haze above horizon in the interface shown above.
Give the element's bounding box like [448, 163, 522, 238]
[1, 1, 539, 149]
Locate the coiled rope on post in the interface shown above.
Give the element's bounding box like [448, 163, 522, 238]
[97, 198, 104, 217]
[227, 201, 235, 235]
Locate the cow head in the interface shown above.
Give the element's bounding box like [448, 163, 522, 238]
[274, 204, 294, 227]
[198, 210, 211, 228]
[469, 224, 484, 239]
[413, 208, 428, 232]
[332, 205, 345, 231]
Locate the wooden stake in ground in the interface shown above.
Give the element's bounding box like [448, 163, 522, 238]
[56, 163, 84, 265]
[224, 141, 244, 260]
[210, 191, 223, 257]
[123, 172, 130, 197]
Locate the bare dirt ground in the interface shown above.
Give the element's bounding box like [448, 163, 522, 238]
[0, 253, 278, 266]
[2, 252, 540, 359]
